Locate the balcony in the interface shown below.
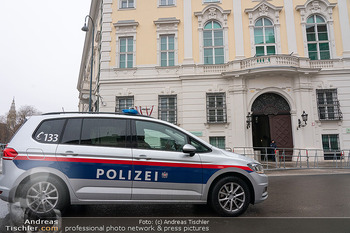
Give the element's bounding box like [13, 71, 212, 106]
[190, 55, 348, 76]
[240, 55, 300, 70]
[107, 55, 348, 80]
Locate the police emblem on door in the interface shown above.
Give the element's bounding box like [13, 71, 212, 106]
[162, 172, 168, 179]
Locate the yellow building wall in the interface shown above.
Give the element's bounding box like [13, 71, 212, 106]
[293, 0, 342, 58]
[110, 0, 184, 66]
[191, 1, 200, 63]
[191, 1, 236, 63]
[109, 0, 346, 66]
[241, 0, 256, 58]
[240, 0, 290, 57]
[275, 0, 289, 55]
[293, 0, 305, 57]
[332, 2, 343, 57]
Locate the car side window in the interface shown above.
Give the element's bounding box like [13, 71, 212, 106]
[33, 119, 66, 144]
[61, 118, 83, 145]
[190, 138, 211, 153]
[135, 120, 187, 152]
[80, 118, 127, 148]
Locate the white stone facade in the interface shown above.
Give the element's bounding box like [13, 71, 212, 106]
[78, 0, 350, 155]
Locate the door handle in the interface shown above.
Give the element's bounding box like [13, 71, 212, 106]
[135, 155, 151, 160]
[61, 151, 78, 156]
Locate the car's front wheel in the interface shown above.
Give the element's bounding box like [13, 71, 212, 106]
[210, 176, 251, 217]
[19, 176, 68, 214]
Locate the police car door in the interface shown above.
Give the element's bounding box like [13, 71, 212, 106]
[131, 119, 202, 200]
[56, 117, 133, 201]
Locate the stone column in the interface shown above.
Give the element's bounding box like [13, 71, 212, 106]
[228, 76, 249, 147]
[284, 0, 298, 55]
[183, 0, 194, 64]
[233, 0, 245, 59]
[338, 0, 350, 57]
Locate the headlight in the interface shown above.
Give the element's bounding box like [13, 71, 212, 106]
[248, 162, 264, 174]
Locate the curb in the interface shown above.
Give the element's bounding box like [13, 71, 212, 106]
[265, 168, 350, 176]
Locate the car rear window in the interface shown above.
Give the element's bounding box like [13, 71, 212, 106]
[33, 119, 66, 144]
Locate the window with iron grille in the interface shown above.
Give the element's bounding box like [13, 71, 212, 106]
[115, 96, 134, 113]
[209, 136, 226, 149]
[207, 93, 227, 123]
[158, 95, 177, 124]
[316, 89, 342, 120]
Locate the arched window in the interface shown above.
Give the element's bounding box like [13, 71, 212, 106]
[254, 18, 276, 56]
[306, 15, 330, 60]
[203, 21, 224, 64]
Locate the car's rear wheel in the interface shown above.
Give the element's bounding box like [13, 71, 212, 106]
[20, 176, 68, 214]
[210, 176, 250, 217]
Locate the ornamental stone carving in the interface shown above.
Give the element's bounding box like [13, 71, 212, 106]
[259, 4, 269, 16]
[252, 93, 291, 115]
[296, 0, 336, 22]
[245, 2, 282, 26]
[194, 5, 231, 28]
[208, 8, 217, 19]
[310, 1, 321, 13]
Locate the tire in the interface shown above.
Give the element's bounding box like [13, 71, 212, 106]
[19, 176, 69, 214]
[210, 176, 251, 217]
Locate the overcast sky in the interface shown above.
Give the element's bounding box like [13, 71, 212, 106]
[0, 1, 91, 117]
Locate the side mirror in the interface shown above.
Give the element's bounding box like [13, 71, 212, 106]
[183, 144, 196, 156]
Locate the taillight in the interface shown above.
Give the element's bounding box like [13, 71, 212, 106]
[3, 148, 18, 160]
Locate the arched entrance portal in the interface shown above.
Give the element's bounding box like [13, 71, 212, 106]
[251, 93, 294, 154]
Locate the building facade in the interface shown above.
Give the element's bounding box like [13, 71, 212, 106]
[78, 0, 350, 155]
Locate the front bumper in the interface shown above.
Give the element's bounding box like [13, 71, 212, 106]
[251, 172, 268, 204]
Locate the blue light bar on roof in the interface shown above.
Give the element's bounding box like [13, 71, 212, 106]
[122, 109, 139, 115]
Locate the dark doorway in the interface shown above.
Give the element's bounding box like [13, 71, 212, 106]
[252, 115, 271, 148]
[251, 93, 294, 160]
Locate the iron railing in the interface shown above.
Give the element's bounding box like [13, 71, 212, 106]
[232, 147, 350, 170]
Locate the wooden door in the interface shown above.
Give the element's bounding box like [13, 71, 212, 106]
[269, 115, 293, 160]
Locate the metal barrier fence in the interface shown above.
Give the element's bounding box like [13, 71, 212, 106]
[232, 147, 350, 170]
[0, 144, 349, 171]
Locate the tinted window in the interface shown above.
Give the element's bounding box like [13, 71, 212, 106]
[135, 120, 187, 152]
[81, 118, 127, 148]
[34, 119, 66, 144]
[61, 118, 83, 145]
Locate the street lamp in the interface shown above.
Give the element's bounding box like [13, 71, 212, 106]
[297, 111, 308, 130]
[81, 15, 94, 112]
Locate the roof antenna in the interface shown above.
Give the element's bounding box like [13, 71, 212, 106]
[62, 107, 65, 112]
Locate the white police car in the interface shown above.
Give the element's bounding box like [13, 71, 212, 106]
[0, 111, 268, 216]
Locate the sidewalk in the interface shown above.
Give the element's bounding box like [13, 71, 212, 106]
[265, 168, 350, 176]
